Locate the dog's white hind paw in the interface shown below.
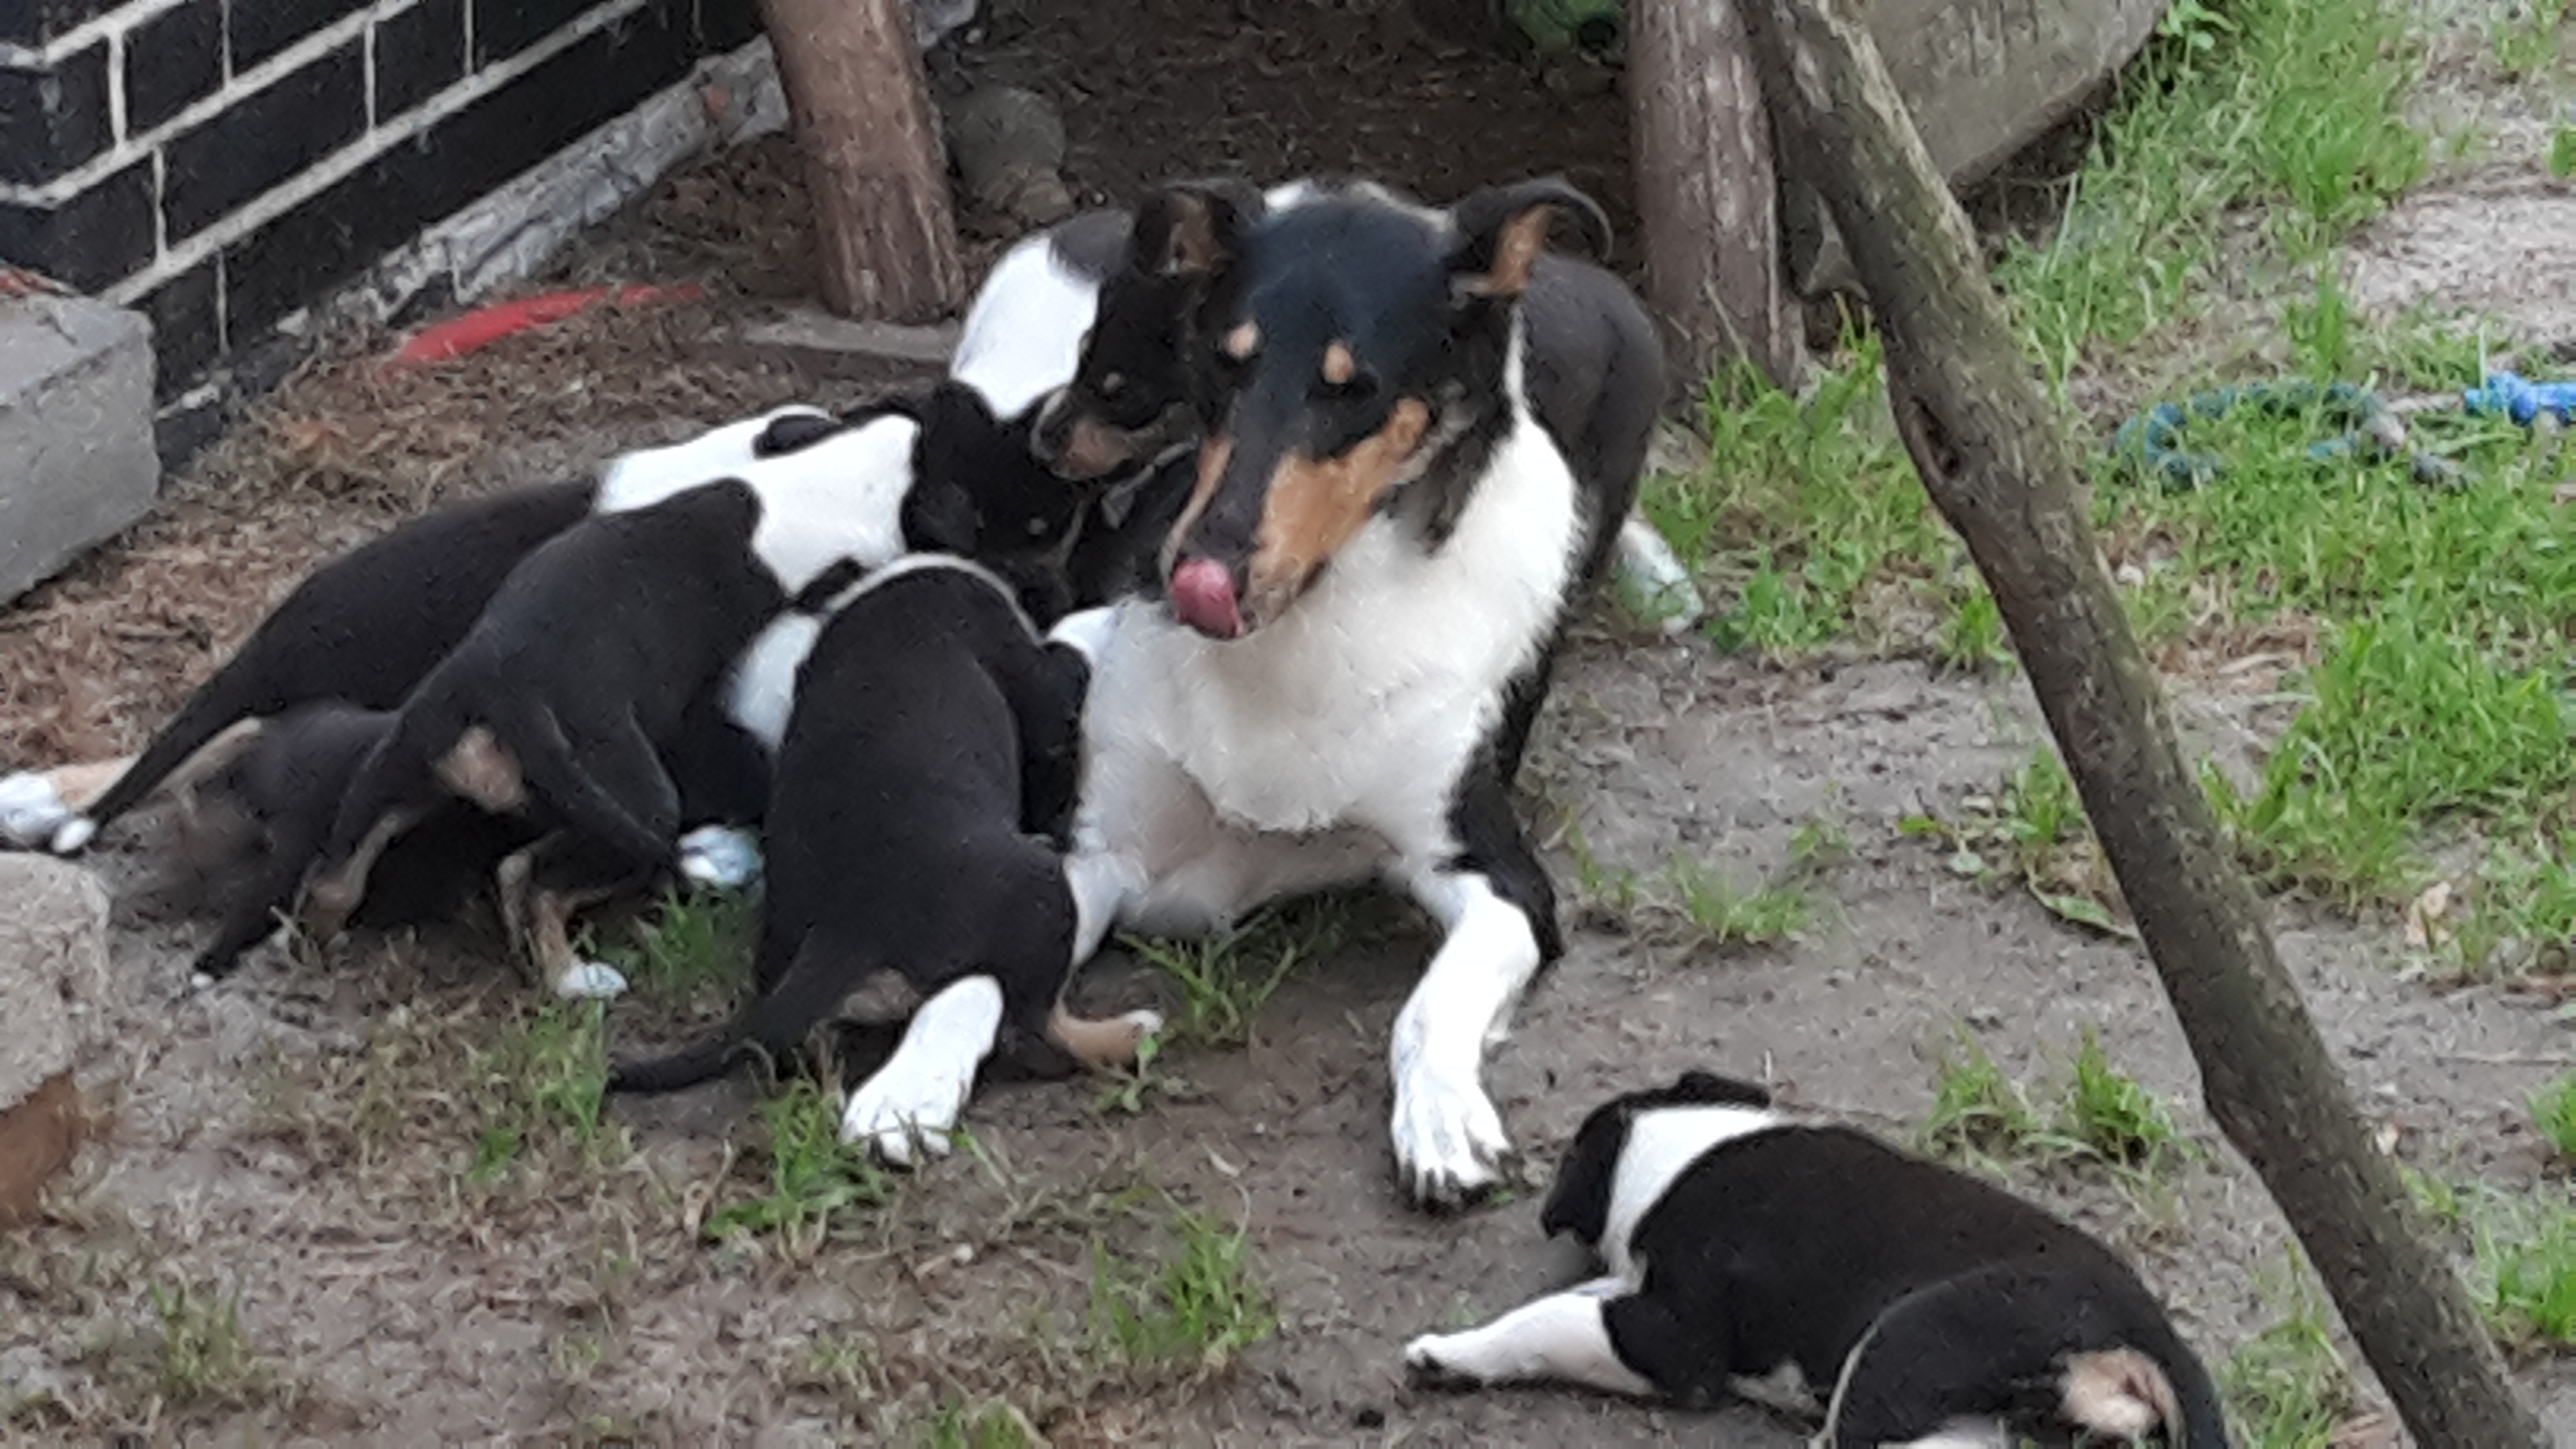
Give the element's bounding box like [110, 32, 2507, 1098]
[676, 825, 763, 890]
[553, 960, 630, 1000]
[1391, 1068, 1512, 1209]
[0, 773, 73, 852]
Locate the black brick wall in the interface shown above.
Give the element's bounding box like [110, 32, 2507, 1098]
[373, 0, 467, 122]
[0, 42, 110, 185]
[3, 0, 773, 464]
[122, 0, 224, 134]
[163, 40, 367, 241]
[230, 0, 368, 72]
[0, 157, 154, 290]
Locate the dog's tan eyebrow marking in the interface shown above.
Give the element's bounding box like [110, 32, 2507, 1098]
[1222, 322, 1260, 360]
[1321, 342, 1357, 386]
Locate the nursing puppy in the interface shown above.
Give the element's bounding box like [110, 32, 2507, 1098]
[162, 702, 541, 981]
[1404, 1072, 2231, 1447]
[1057, 178, 1619, 1207]
[300, 414, 927, 949]
[11, 406, 836, 857]
[610, 557, 1159, 1163]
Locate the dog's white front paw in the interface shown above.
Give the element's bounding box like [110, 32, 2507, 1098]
[1046, 605, 1118, 665]
[838, 1065, 972, 1166]
[48, 815, 96, 855]
[553, 960, 631, 1000]
[0, 772, 73, 851]
[1391, 1064, 1512, 1208]
[676, 825, 763, 889]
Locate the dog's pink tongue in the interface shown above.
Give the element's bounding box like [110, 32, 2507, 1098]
[1168, 558, 1245, 639]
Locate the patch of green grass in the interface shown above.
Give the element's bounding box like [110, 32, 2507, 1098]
[2057, 1030, 2187, 1170]
[2210, 608, 2576, 901]
[1919, 1031, 2048, 1165]
[1666, 855, 1814, 948]
[2001, 0, 2424, 383]
[702, 1076, 893, 1248]
[2489, 0, 2570, 80]
[596, 886, 757, 1005]
[1934, 580, 2015, 672]
[2406, 1170, 2576, 1350]
[1088, 1200, 1275, 1380]
[2450, 838, 2576, 976]
[2221, 1265, 2354, 1448]
[2552, 124, 2576, 179]
[1904, 750, 2129, 937]
[140, 1278, 273, 1410]
[2533, 1073, 2576, 1160]
[1125, 899, 1354, 1049]
[466, 999, 616, 1184]
[1645, 335, 1965, 661]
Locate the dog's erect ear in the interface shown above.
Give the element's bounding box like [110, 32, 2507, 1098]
[1128, 179, 1264, 279]
[1448, 177, 1611, 299]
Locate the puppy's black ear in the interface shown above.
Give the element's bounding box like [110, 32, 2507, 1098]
[1675, 1070, 1773, 1109]
[754, 412, 846, 458]
[1128, 179, 1264, 279]
[1447, 177, 1611, 299]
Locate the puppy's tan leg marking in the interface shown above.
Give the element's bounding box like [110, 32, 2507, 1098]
[436, 727, 526, 811]
[303, 804, 422, 939]
[159, 720, 267, 832]
[1046, 1000, 1166, 1070]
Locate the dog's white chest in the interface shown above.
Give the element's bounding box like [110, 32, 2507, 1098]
[1079, 417, 1578, 872]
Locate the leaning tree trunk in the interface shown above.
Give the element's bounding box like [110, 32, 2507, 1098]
[1733, 0, 2544, 1443]
[759, 0, 964, 321]
[1627, 0, 1803, 391]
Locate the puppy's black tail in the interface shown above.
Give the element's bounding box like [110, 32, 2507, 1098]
[489, 695, 679, 871]
[608, 937, 858, 1095]
[72, 660, 281, 837]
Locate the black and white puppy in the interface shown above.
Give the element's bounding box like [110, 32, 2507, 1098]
[608, 556, 1159, 1163]
[9, 406, 837, 858]
[1049, 178, 1622, 1208]
[298, 415, 930, 977]
[1405, 1072, 2231, 1448]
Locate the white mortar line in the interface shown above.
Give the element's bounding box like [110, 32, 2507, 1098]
[1, 0, 192, 69]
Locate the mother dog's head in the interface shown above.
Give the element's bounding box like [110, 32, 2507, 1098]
[1135, 176, 1610, 640]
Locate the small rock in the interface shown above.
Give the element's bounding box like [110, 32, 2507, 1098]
[942, 84, 1073, 228]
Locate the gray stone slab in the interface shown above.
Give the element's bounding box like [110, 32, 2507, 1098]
[1866, 0, 2170, 189]
[0, 294, 159, 605]
[0, 855, 111, 1111]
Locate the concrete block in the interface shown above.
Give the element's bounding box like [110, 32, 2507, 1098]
[0, 856, 111, 1222]
[0, 294, 159, 605]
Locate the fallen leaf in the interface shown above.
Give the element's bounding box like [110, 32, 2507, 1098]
[2404, 880, 2454, 950]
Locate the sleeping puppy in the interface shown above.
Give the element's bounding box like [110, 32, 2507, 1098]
[9, 406, 838, 857]
[158, 702, 542, 982]
[608, 556, 1159, 1163]
[300, 414, 929, 964]
[1403, 1071, 2231, 1447]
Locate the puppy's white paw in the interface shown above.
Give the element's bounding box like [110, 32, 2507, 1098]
[676, 825, 763, 890]
[838, 1065, 972, 1166]
[1046, 605, 1118, 665]
[1122, 1007, 1166, 1039]
[553, 960, 631, 1000]
[49, 815, 96, 855]
[0, 772, 73, 851]
[1391, 1065, 1512, 1209]
[1402, 1331, 1486, 1385]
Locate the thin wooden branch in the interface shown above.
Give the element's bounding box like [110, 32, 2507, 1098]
[1731, 0, 2545, 1442]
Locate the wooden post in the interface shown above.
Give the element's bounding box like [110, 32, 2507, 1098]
[758, 0, 965, 322]
[1627, 0, 1803, 391]
[1732, 0, 2547, 1443]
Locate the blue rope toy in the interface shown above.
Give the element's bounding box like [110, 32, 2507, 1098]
[2463, 371, 2576, 427]
[2110, 379, 2457, 490]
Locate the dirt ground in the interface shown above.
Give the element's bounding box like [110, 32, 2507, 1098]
[6, 0, 2576, 1443]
